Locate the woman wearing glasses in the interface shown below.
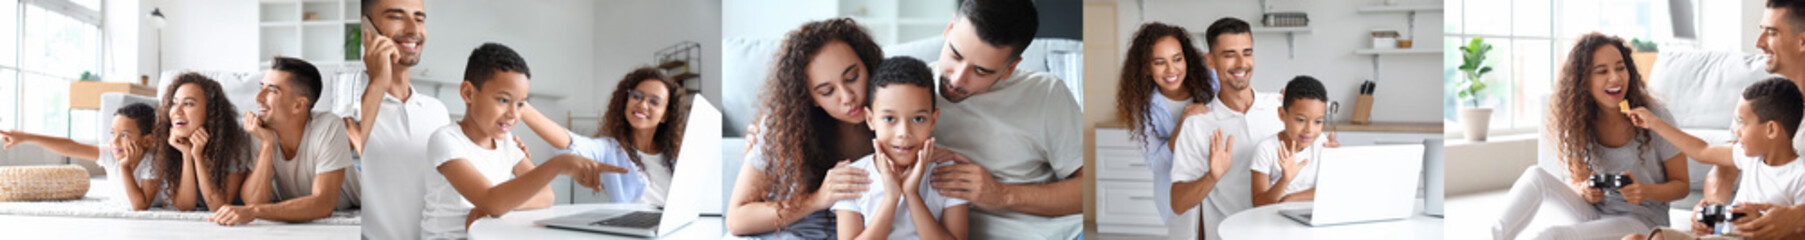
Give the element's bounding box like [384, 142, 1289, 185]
[517, 66, 690, 205]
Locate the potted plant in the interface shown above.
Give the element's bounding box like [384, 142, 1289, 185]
[1456, 37, 1494, 142]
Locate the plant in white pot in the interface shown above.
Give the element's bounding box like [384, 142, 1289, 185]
[1456, 37, 1494, 142]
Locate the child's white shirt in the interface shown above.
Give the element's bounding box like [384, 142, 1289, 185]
[1731, 142, 1805, 206]
[1249, 135, 1326, 196]
[420, 124, 526, 239]
[831, 154, 969, 240]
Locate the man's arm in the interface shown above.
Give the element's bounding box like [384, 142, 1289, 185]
[245, 169, 346, 222]
[240, 142, 278, 205]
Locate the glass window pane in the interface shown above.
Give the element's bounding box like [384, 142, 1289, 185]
[70, 0, 100, 13]
[23, 4, 101, 80]
[0, 69, 14, 130]
[0, 0, 16, 67]
[1510, 39, 1553, 129]
[21, 73, 68, 137]
[1464, 0, 1512, 36]
[1514, 0, 1552, 38]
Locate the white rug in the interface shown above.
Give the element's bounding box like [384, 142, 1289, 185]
[0, 179, 358, 225]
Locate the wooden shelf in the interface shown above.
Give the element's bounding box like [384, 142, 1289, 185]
[658, 60, 687, 69]
[1333, 122, 1443, 133]
[1356, 4, 1443, 14]
[671, 73, 701, 81]
[1252, 26, 1311, 34]
[1354, 48, 1438, 55]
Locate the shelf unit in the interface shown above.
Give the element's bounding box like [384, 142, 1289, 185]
[1352, 4, 1441, 85]
[838, 0, 956, 45]
[259, 0, 362, 68]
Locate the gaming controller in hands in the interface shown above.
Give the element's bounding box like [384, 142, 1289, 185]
[1697, 204, 1748, 235]
[1586, 173, 1634, 190]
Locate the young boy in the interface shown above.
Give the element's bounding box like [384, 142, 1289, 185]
[1624, 78, 1805, 239]
[833, 56, 970, 240]
[1249, 76, 1328, 207]
[0, 103, 164, 210]
[420, 43, 627, 238]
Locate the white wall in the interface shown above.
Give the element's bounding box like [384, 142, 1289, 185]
[147, 0, 260, 74]
[1115, 0, 1446, 123]
[593, 0, 723, 110]
[721, 0, 837, 39]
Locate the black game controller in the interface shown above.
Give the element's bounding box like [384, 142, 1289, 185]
[1697, 204, 1748, 235]
[1587, 173, 1634, 189]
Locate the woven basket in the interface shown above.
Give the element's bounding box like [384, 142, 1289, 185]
[0, 165, 89, 201]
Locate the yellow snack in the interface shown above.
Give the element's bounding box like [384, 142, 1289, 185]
[1618, 100, 1631, 113]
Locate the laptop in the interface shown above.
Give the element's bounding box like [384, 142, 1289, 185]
[533, 97, 719, 237]
[1278, 143, 1425, 227]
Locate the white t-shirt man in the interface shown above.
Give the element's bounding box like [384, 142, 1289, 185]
[1169, 91, 1283, 240]
[421, 124, 527, 239]
[1249, 135, 1326, 197]
[1732, 143, 1805, 206]
[635, 151, 671, 205]
[928, 65, 1084, 240]
[831, 154, 970, 240]
[267, 112, 361, 209]
[358, 88, 451, 240]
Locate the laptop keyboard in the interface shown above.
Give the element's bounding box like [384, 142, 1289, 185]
[590, 211, 662, 229]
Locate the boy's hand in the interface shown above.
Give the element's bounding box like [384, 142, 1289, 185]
[1737, 203, 1805, 239]
[1618, 171, 1645, 205]
[0, 129, 26, 149]
[1276, 140, 1309, 181]
[814, 160, 870, 210]
[1690, 201, 1716, 234]
[902, 138, 935, 198]
[119, 140, 144, 170]
[872, 140, 904, 196]
[1626, 107, 1661, 129]
[1207, 129, 1235, 180]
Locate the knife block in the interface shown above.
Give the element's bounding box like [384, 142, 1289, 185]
[1352, 94, 1374, 124]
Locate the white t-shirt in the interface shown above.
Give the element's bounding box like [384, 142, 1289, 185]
[928, 64, 1083, 240]
[359, 89, 451, 240]
[421, 124, 526, 239]
[1169, 91, 1284, 240]
[1249, 135, 1326, 196]
[635, 151, 671, 205]
[97, 143, 164, 205]
[266, 112, 361, 209]
[1732, 143, 1805, 206]
[831, 154, 969, 240]
[1161, 92, 1189, 125]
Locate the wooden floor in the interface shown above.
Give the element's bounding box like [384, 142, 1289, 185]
[0, 214, 358, 239]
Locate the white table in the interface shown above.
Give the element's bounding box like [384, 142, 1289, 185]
[1219, 201, 1442, 239]
[469, 203, 724, 239]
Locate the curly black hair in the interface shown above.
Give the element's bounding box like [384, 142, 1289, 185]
[464, 42, 532, 88]
[116, 103, 157, 135]
[1744, 77, 1805, 135]
[1281, 75, 1327, 110]
[866, 56, 936, 109]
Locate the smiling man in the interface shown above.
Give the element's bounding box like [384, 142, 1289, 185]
[210, 57, 360, 226]
[1167, 17, 1287, 240]
[354, 0, 454, 239]
[922, 0, 1084, 239]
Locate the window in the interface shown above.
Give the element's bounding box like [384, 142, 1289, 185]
[1445, 0, 1697, 134]
[1, 0, 102, 140]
